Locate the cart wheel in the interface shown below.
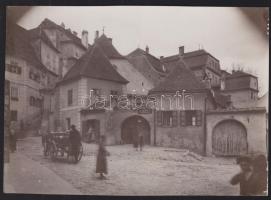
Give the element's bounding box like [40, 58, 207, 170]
[74, 144, 83, 163]
[49, 143, 57, 160]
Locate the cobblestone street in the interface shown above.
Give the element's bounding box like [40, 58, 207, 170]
[4, 136, 242, 195]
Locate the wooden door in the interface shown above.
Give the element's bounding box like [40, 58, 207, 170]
[212, 120, 248, 156]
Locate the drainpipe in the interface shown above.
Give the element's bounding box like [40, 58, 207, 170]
[203, 96, 207, 156]
[153, 109, 156, 146]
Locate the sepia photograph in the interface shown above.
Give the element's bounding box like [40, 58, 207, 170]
[3, 6, 269, 196]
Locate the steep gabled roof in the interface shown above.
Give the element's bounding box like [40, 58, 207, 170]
[6, 22, 57, 77]
[59, 45, 128, 85]
[162, 49, 219, 74]
[127, 48, 166, 73]
[38, 18, 87, 50]
[149, 60, 207, 94]
[94, 34, 124, 59]
[28, 27, 60, 53]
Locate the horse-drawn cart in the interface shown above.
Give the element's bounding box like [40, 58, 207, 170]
[42, 131, 83, 163]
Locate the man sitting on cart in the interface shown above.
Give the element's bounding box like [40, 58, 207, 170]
[69, 125, 81, 160]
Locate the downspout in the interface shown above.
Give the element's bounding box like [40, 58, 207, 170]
[203, 95, 207, 156]
[153, 109, 156, 146]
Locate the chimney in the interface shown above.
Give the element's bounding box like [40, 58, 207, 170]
[94, 30, 99, 42]
[81, 30, 88, 49]
[160, 56, 164, 60]
[179, 46, 184, 56]
[145, 46, 149, 54]
[60, 22, 65, 28]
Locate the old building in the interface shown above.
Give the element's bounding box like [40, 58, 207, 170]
[94, 32, 153, 95]
[5, 22, 58, 135]
[148, 60, 217, 154]
[6, 18, 267, 157]
[161, 47, 222, 89]
[29, 18, 89, 78]
[220, 70, 259, 108]
[55, 45, 128, 140]
[126, 46, 167, 87]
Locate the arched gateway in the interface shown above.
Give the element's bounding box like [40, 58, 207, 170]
[121, 115, 151, 144]
[212, 120, 248, 156]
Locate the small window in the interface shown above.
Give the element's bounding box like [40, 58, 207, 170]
[110, 90, 118, 95]
[66, 118, 71, 129]
[93, 88, 101, 96]
[11, 87, 19, 101]
[180, 110, 202, 126]
[251, 91, 253, 99]
[30, 96, 35, 106]
[10, 110, 17, 121]
[68, 89, 73, 106]
[157, 111, 177, 127]
[6, 64, 22, 75]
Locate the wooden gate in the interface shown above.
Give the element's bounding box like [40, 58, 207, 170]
[212, 120, 248, 156]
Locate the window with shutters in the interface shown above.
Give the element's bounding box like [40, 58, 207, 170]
[156, 111, 177, 127]
[180, 110, 202, 126]
[6, 64, 22, 75]
[67, 89, 73, 106]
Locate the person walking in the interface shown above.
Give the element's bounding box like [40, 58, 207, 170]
[133, 131, 139, 151]
[96, 135, 109, 179]
[230, 156, 254, 195]
[138, 130, 144, 151]
[69, 125, 81, 162]
[250, 154, 267, 195]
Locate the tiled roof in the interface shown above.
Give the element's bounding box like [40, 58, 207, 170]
[127, 48, 166, 73]
[226, 70, 257, 79]
[6, 22, 57, 77]
[162, 49, 217, 73]
[38, 18, 87, 50]
[149, 60, 207, 94]
[94, 34, 124, 59]
[60, 45, 129, 84]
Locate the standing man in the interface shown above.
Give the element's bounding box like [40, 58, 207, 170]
[69, 125, 81, 162]
[230, 156, 254, 195]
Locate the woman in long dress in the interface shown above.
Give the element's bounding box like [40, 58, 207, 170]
[96, 135, 109, 179]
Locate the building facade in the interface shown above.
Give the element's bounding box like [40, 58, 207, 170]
[6, 18, 267, 157]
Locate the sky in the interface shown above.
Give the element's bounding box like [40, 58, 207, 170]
[17, 6, 269, 95]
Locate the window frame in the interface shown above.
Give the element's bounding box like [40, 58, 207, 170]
[10, 86, 19, 101]
[67, 89, 73, 106]
[180, 110, 202, 127]
[156, 110, 178, 127]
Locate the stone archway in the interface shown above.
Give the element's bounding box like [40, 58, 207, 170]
[212, 119, 248, 156]
[121, 115, 151, 144]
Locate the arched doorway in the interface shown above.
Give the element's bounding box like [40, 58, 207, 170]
[212, 120, 248, 156]
[121, 115, 151, 144]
